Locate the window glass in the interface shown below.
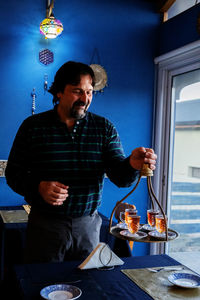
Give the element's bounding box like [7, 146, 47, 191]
[168, 69, 200, 254]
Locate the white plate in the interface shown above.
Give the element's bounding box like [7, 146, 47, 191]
[168, 273, 200, 288]
[40, 284, 82, 300]
[148, 230, 176, 240]
[142, 224, 156, 231]
[117, 223, 143, 230]
[116, 223, 128, 229]
[120, 230, 148, 240]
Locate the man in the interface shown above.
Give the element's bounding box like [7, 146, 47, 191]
[5, 61, 157, 263]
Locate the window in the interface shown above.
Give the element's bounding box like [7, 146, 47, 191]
[169, 70, 200, 254]
[189, 167, 200, 179]
[153, 40, 200, 255]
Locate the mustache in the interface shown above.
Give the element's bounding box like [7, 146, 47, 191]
[73, 100, 86, 107]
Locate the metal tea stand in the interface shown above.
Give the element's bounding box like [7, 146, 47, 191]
[109, 164, 179, 243]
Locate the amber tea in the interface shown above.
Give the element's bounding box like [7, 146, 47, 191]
[127, 215, 140, 234]
[155, 215, 168, 234]
[125, 208, 137, 224]
[147, 209, 159, 227]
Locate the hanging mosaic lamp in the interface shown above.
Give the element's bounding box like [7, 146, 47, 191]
[40, 0, 63, 39]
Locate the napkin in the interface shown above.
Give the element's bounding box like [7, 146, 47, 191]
[78, 243, 124, 270]
[23, 205, 31, 214]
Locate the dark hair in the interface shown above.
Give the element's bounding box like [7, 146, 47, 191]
[48, 61, 95, 105]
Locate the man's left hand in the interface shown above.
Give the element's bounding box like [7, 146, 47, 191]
[129, 147, 157, 171]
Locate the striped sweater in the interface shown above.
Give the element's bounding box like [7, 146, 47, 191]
[5, 107, 138, 217]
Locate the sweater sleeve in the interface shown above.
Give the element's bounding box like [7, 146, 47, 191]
[103, 121, 139, 187]
[5, 118, 42, 205]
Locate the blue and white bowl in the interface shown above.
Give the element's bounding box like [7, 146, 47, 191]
[40, 284, 82, 300]
[168, 272, 200, 288]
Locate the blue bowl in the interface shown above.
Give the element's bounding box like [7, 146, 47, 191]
[168, 272, 200, 288]
[40, 284, 82, 299]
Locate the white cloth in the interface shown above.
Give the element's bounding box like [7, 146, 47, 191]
[78, 242, 124, 270]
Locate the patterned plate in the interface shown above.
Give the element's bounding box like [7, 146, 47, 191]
[40, 284, 82, 300]
[168, 273, 200, 288]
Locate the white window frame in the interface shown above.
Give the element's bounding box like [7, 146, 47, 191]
[151, 40, 200, 255]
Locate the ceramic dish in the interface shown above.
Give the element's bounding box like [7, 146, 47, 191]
[148, 230, 176, 240]
[40, 284, 82, 300]
[168, 273, 200, 288]
[120, 230, 148, 240]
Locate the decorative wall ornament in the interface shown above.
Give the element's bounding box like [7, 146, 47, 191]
[90, 64, 108, 93]
[31, 88, 36, 115]
[39, 49, 54, 65]
[90, 48, 108, 93]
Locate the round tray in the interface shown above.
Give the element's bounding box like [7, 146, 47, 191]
[110, 225, 179, 243]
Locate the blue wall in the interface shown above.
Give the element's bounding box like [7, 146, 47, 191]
[0, 0, 160, 256]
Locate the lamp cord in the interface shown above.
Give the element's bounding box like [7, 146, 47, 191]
[47, 0, 54, 17]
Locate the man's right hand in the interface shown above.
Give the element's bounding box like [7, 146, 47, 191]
[114, 202, 136, 222]
[38, 181, 69, 206]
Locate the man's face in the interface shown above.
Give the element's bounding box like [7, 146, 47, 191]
[57, 74, 93, 120]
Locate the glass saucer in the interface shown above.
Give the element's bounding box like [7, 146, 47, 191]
[148, 230, 176, 240]
[116, 222, 128, 229]
[142, 224, 156, 231]
[120, 230, 148, 240]
[117, 223, 143, 230]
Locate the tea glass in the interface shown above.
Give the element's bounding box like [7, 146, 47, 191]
[127, 214, 141, 235]
[119, 208, 137, 224]
[125, 208, 137, 224]
[155, 215, 168, 236]
[147, 209, 159, 229]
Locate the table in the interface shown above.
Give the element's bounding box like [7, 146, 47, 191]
[11, 254, 181, 300]
[0, 207, 131, 282]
